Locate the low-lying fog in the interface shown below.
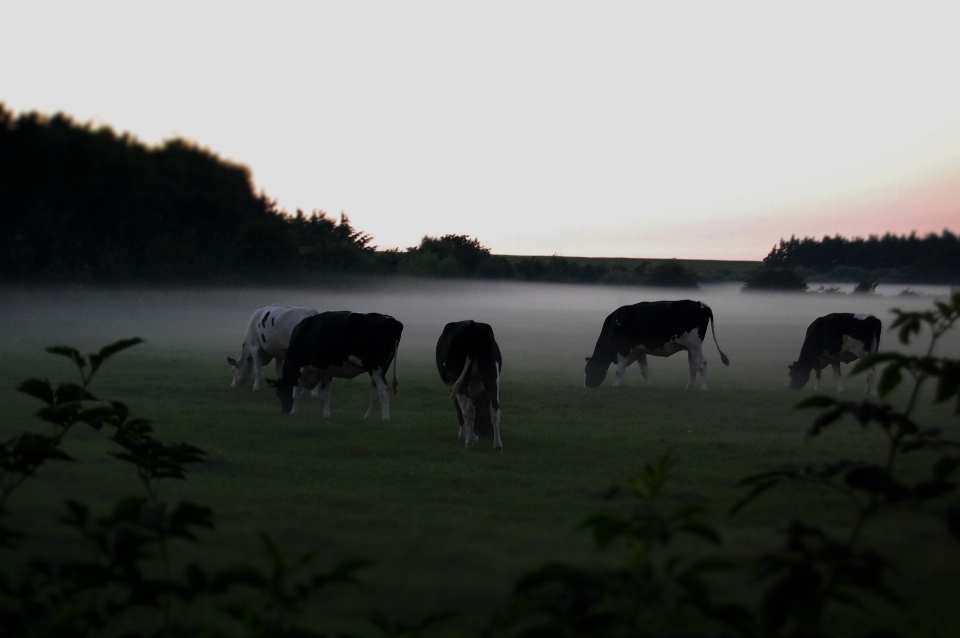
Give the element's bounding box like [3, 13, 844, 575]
[3, 281, 957, 389]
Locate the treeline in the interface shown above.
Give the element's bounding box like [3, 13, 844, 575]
[763, 231, 960, 283]
[1, 105, 713, 287]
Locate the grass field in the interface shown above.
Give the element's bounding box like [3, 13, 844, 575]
[2, 282, 959, 636]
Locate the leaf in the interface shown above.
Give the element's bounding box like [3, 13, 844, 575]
[878, 364, 903, 399]
[808, 407, 845, 437]
[934, 456, 960, 482]
[845, 466, 911, 502]
[18, 378, 54, 405]
[54, 383, 97, 404]
[166, 502, 214, 541]
[88, 337, 144, 374]
[934, 361, 960, 412]
[893, 314, 923, 344]
[46, 345, 87, 370]
[678, 521, 723, 545]
[730, 479, 781, 515]
[59, 500, 89, 528]
[851, 352, 908, 375]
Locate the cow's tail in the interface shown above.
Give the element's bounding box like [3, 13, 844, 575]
[708, 308, 730, 366]
[391, 340, 400, 395]
[450, 356, 472, 398]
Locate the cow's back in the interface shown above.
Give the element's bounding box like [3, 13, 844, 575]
[437, 321, 501, 384]
[287, 311, 402, 371]
[609, 300, 710, 351]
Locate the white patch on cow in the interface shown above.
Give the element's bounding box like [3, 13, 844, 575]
[230, 305, 318, 391]
[814, 334, 875, 394]
[700, 302, 710, 309]
[853, 313, 873, 321]
[347, 354, 363, 366]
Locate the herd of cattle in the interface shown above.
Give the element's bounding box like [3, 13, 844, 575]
[227, 301, 883, 451]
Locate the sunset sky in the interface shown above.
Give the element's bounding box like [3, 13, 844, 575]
[2, 0, 958, 260]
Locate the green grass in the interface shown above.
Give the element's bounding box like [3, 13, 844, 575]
[2, 351, 959, 636]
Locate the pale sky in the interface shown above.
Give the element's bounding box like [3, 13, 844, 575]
[2, 0, 959, 260]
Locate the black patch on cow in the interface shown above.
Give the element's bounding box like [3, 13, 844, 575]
[436, 320, 502, 439]
[789, 313, 882, 389]
[276, 311, 403, 413]
[247, 355, 253, 363]
[271, 317, 275, 326]
[262, 311, 271, 328]
[261, 333, 266, 343]
[584, 300, 719, 387]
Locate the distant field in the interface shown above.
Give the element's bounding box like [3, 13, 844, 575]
[2, 282, 958, 636]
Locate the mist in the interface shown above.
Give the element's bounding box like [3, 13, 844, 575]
[3, 280, 956, 391]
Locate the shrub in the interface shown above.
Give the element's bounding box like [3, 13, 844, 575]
[643, 260, 699, 287]
[742, 267, 808, 291]
[854, 281, 879, 294]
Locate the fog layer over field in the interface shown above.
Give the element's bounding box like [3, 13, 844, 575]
[3, 281, 957, 390]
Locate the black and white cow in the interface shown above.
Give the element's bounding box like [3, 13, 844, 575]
[228, 305, 318, 392]
[267, 311, 403, 419]
[436, 321, 503, 451]
[789, 313, 881, 394]
[584, 300, 730, 389]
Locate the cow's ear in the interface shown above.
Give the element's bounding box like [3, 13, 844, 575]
[584, 357, 591, 362]
[266, 379, 278, 388]
[227, 356, 237, 366]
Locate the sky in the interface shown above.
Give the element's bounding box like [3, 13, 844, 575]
[1, 0, 959, 260]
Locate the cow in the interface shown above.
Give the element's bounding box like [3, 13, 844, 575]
[788, 313, 881, 394]
[267, 311, 403, 419]
[584, 300, 730, 390]
[227, 305, 318, 393]
[436, 321, 503, 451]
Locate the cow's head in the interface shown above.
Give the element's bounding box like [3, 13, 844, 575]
[227, 348, 254, 387]
[266, 377, 295, 413]
[584, 357, 609, 388]
[788, 361, 812, 389]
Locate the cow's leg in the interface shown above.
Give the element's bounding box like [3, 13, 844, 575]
[686, 350, 698, 390]
[453, 397, 465, 440]
[814, 367, 822, 392]
[865, 363, 878, 396]
[699, 356, 709, 390]
[363, 378, 380, 419]
[613, 354, 628, 387]
[319, 381, 332, 417]
[833, 362, 845, 393]
[375, 370, 391, 420]
[457, 395, 476, 449]
[291, 385, 302, 415]
[251, 347, 263, 391]
[637, 354, 651, 385]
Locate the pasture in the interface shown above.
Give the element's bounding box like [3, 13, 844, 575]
[2, 281, 959, 636]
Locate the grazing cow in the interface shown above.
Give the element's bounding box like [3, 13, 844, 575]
[584, 300, 730, 389]
[268, 311, 403, 419]
[788, 313, 881, 394]
[436, 321, 503, 451]
[227, 305, 318, 392]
